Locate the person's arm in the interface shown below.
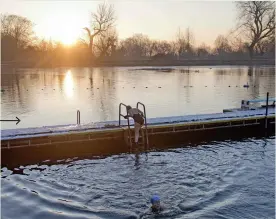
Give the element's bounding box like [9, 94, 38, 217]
[124, 109, 133, 119]
[138, 109, 144, 117]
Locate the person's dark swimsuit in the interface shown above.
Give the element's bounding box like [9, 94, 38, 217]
[133, 114, 144, 125]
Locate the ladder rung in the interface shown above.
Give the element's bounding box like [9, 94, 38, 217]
[128, 136, 143, 139]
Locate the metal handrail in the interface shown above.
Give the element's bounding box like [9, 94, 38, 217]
[119, 103, 127, 126]
[265, 92, 269, 129]
[136, 102, 149, 149]
[77, 110, 80, 125]
[119, 103, 132, 147]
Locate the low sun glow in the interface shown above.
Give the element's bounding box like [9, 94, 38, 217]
[37, 10, 84, 46]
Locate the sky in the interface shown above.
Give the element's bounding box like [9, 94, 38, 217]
[0, 0, 237, 46]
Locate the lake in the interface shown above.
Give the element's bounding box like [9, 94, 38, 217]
[1, 65, 275, 219]
[1, 136, 275, 219]
[1, 66, 275, 129]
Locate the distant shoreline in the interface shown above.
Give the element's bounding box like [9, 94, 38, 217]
[1, 59, 275, 68]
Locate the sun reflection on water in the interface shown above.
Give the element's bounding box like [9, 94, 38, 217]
[64, 70, 74, 98]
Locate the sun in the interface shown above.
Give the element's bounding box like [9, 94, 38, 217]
[60, 27, 78, 46]
[38, 11, 83, 46]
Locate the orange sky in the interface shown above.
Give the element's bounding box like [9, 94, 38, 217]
[0, 0, 237, 46]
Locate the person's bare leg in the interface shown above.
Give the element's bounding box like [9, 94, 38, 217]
[134, 122, 141, 143]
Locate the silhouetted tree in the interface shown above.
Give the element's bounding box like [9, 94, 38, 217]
[214, 35, 232, 55]
[229, 37, 247, 53]
[175, 28, 186, 56]
[1, 14, 34, 61]
[235, 1, 275, 59]
[255, 34, 275, 56]
[83, 3, 115, 61]
[94, 28, 118, 57]
[174, 27, 195, 57]
[184, 27, 195, 54]
[1, 14, 34, 49]
[196, 43, 211, 57]
[154, 41, 172, 55]
[119, 34, 151, 57]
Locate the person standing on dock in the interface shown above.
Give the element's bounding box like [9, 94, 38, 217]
[124, 105, 144, 145]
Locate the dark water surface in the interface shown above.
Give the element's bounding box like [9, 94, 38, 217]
[2, 136, 275, 219]
[1, 66, 275, 129]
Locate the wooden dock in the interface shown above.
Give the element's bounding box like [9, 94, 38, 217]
[1, 110, 275, 168]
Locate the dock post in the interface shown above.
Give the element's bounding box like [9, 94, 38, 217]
[265, 92, 269, 129]
[77, 110, 80, 125]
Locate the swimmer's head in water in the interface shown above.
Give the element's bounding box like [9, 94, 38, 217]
[151, 195, 161, 212]
[126, 105, 132, 111]
[151, 195, 160, 205]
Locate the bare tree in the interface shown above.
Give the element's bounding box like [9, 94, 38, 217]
[1, 14, 34, 49]
[228, 36, 247, 53]
[184, 27, 195, 54]
[83, 3, 116, 59]
[154, 41, 172, 55]
[255, 35, 275, 56]
[175, 27, 186, 56]
[196, 43, 211, 57]
[174, 27, 195, 57]
[235, 1, 275, 59]
[94, 28, 118, 57]
[119, 34, 151, 57]
[214, 35, 232, 55]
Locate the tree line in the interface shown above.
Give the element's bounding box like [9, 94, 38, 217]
[1, 1, 275, 67]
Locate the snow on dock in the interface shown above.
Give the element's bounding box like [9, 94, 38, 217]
[1, 108, 275, 140]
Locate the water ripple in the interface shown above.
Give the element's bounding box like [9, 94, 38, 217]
[1, 137, 275, 219]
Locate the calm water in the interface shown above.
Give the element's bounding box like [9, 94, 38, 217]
[1, 137, 275, 219]
[1, 66, 275, 129]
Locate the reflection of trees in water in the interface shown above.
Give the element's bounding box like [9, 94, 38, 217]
[247, 66, 253, 76]
[56, 69, 66, 90]
[1, 69, 33, 114]
[178, 70, 191, 104]
[89, 67, 117, 121]
[214, 69, 228, 75]
[214, 68, 228, 84]
[89, 68, 94, 88]
[248, 67, 260, 99]
[214, 67, 246, 84]
[247, 66, 275, 99]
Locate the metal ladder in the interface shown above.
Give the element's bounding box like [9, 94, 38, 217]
[119, 102, 149, 152]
